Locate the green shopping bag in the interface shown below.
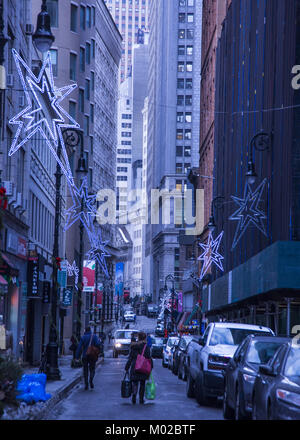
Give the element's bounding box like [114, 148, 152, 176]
[145, 372, 156, 400]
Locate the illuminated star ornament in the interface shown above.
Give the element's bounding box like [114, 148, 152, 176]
[86, 226, 111, 279]
[198, 231, 224, 281]
[64, 177, 97, 231]
[229, 178, 268, 250]
[66, 260, 79, 290]
[8, 49, 78, 186]
[158, 291, 172, 321]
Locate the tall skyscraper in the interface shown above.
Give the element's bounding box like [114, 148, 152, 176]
[146, 0, 202, 302]
[104, 0, 149, 83]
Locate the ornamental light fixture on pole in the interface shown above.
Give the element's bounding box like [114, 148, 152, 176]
[245, 130, 272, 185]
[207, 196, 225, 232]
[33, 0, 55, 54]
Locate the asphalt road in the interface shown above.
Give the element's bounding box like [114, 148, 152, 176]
[45, 315, 223, 420]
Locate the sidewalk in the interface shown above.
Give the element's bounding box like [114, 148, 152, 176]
[1, 336, 114, 420]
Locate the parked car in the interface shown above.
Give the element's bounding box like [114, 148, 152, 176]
[162, 336, 179, 368]
[172, 335, 194, 376]
[112, 328, 139, 358]
[168, 339, 180, 370]
[150, 337, 166, 358]
[185, 322, 274, 405]
[178, 337, 202, 381]
[155, 324, 165, 337]
[223, 335, 289, 420]
[252, 342, 300, 420]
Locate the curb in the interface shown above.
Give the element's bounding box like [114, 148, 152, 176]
[36, 357, 104, 420]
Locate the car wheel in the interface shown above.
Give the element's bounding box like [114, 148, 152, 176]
[223, 385, 234, 420]
[267, 400, 273, 420]
[195, 371, 208, 406]
[183, 366, 187, 381]
[252, 394, 257, 420]
[235, 386, 244, 420]
[186, 372, 195, 398]
[178, 363, 183, 380]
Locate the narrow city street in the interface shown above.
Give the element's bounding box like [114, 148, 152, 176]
[44, 316, 223, 420]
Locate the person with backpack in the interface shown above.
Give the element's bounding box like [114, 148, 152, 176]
[75, 326, 102, 390]
[125, 331, 153, 404]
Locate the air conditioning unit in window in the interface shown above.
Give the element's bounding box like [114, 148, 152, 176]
[25, 24, 34, 35]
[6, 74, 14, 87]
[2, 181, 13, 196]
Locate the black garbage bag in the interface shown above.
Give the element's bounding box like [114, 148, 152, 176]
[121, 372, 132, 398]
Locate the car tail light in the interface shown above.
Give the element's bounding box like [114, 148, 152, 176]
[276, 389, 300, 408]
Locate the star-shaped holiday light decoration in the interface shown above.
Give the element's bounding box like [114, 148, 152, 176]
[198, 231, 224, 281]
[64, 177, 97, 231]
[85, 225, 111, 278]
[158, 291, 172, 321]
[8, 49, 79, 186]
[66, 260, 79, 290]
[229, 178, 268, 250]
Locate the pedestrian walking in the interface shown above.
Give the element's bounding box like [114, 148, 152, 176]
[75, 326, 102, 390]
[146, 334, 152, 348]
[125, 331, 153, 405]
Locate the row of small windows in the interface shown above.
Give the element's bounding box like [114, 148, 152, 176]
[117, 167, 128, 172]
[71, 4, 96, 32]
[178, 29, 194, 40]
[177, 112, 192, 123]
[177, 78, 193, 89]
[176, 163, 191, 174]
[178, 45, 193, 56]
[117, 149, 132, 155]
[117, 158, 131, 163]
[121, 141, 131, 146]
[70, 50, 95, 81]
[177, 95, 193, 106]
[179, 13, 194, 23]
[121, 131, 132, 137]
[122, 114, 132, 119]
[176, 129, 192, 140]
[178, 61, 193, 72]
[176, 145, 191, 157]
[179, 0, 195, 6]
[117, 176, 128, 181]
[122, 123, 132, 128]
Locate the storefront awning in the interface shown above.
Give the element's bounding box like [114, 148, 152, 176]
[0, 253, 19, 276]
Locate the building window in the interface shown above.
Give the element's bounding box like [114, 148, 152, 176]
[187, 13, 194, 23]
[184, 163, 191, 173]
[86, 42, 91, 64]
[187, 0, 194, 6]
[184, 146, 191, 157]
[91, 71, 95, 91]
[186, 45, 193, 56]
[84, 116, 89, 136]
[176, 145, 183, 156]
[90, 104, 94, 123]
[179, 0, 186, 5]
[185, 112, 192, 123]
[178, 29, 185, 39]
[177, 78, 184, 89]
[47, 0, 58, 27]
[176, 129, 183, 140]
[186, 62, 193, 72]
[179, 13, 185, 23]
[186, 78, 193, 89]
[178, 62, 185, 72]
[86, 6, 91, 28]
[91, 39, 95, 58]
[185, 129, 192, 139]
[80, 5, 86, 30]
[178, 45, 185, 56]
[177, 112, 184, 123]
[92, 6, 96, 26]
[50, 49, 58, 76]
[79, 89, 84, 113]
[69, 101, 76, 121]
[185, 95, 192, 106]
[176, 163, 183, 174]
[70, 53, 77, 80]
[70, 4, 78, 32]
[177, 95, 184, 106]
[80, 47, 85, 71]
[187, 29, 194, 39]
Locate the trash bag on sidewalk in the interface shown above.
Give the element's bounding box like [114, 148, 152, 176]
[16, 373, 51, 404]
[145, 373, 156, 400]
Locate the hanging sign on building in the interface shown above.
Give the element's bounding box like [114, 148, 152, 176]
[27, 258, 39, 297]
[42, 281, 51, 304]
[61, 287, 73, 307]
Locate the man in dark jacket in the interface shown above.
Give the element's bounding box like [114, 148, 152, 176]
[125, 331, 153, 404]
[76, 326, 102, 390]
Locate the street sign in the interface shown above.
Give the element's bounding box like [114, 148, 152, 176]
[61, 287, 73, 307]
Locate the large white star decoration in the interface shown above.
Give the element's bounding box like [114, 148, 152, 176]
[66, 260, 79, 290]
[198, 231, 224, 280]
[8, 49, 78, 185]
[158, 292, 172, 320]
[229, 178, 268, 250]
[64, 177, 97, 231]
[86, 227, 110, 278]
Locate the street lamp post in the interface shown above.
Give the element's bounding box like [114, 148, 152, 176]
[164, 274, 176, 333]
[32, 0, 55, 54]
[245, 131, 272, 185]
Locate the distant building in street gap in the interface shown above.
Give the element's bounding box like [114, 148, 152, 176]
[104, 0, 149, 83]
[203, 0, 300, 335]
[146, 0, 202, 304]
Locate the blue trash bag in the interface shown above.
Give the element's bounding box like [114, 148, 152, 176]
[16, 374, 51, 403]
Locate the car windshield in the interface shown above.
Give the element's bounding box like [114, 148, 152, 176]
[115, 331, 136, 339]
[246, 341, 284, 364]
[209, 328, 272, 346]
[167, 337, 179, 347]
[284, 348, 300, 378]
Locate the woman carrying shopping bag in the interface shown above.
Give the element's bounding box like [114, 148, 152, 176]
[125, 331, 153, 404]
